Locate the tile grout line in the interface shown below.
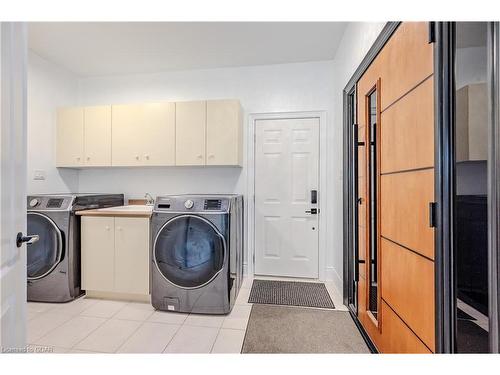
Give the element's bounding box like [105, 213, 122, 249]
[160, 322, 185, 353]
[112, 319, 148, 354]
[209, 325, 223, 353]
[69, 315, 112, 350]
[29, 312, 81, 346]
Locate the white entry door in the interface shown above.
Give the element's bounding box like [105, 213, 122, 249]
[0, 23, 28, 351]
[254, 118, 319, 278]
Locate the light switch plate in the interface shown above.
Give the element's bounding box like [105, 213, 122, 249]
[33, 170, 46, 181]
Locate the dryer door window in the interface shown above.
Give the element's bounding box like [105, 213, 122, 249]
[27, 212, 63, 280]
[154, 215, 226, 289]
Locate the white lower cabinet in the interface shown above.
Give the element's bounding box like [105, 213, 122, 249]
[81, 216, 115, 292]
[114, 217, 150, 295]
[81, 216, 150, 297]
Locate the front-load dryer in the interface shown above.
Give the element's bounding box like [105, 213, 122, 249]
[151, 195, 243, 314]
[26, 193, 124, 302]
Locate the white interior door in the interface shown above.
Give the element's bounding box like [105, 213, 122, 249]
[254, 118, 320, 278]
[0, 23, 28, 351]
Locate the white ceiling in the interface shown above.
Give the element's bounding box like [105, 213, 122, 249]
[28, 22, 347, 77]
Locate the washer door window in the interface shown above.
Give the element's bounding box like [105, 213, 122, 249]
[154, 215, 226, 289]
[27, 212, 63, 280]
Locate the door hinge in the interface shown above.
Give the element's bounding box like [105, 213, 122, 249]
[428, 22, 436, 44]
[429, 202, 437, 228]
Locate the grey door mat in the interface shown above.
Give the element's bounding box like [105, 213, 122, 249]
[248, 279, 335, 309]
[242, 304, 370, 353]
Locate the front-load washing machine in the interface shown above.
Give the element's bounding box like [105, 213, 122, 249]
[151, 195, 243, 314]
[27, 193, 124, 302]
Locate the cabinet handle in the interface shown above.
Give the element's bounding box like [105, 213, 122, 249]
[117, 227, 122, 231]
[208, 154, 215, 159]
[76, 157, 81, 161]
[144, 154, 150, 160]
[197, 155, 203, 159]
[135, 155, 140, 161]
[86, 156, 90, 161]
[105, 226, 110, 231]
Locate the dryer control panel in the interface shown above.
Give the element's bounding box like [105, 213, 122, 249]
[27, 196, 73, 211]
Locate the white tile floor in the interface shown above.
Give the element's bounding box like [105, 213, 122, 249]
[27, 277, 346, 354]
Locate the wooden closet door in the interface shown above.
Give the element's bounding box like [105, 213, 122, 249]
[356, 22, 435, 353]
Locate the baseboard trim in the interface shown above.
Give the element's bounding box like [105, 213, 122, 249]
[85, 290, 150, 303]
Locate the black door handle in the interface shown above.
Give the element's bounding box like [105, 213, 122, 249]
[16, 233, 39, 248]
[305, 208, 318, 215]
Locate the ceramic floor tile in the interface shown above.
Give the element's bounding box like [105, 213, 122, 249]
[35, 315, 106, 348]
[68, 349, 101, 354]
[49, 297, 100, 316]
[211, 329, 245, 353]
[80, 299, 128, 318]
[184, 313, 225, 328]
[28, 311, 74, 342]
[27, 302, 54, 314]
[148, 310, 189, 325]
[163, 325, 219, 353]
[117, 322, 180, 353]
[27, 311, 42, 321]
[222, 305, 252, 330]
[74, 319, 142, 353]
[241, 278, 254, 289]
[235, 288, 251, 306]
[324, 282, 348, 311]
[113, 302, 155, 321]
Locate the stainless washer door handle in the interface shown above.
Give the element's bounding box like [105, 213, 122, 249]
[16, 233, 39, 248]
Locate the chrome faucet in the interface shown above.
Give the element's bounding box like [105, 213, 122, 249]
[145, 193, 155, 206]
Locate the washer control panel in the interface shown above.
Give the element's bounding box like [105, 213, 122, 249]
[155, 196, 230, 213]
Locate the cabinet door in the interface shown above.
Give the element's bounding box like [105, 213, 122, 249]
[112, 104, 145, 166]
[56, 107, 84, 167]
[175, 101, 206, 165]
[141, 102, 175, 166]
[84, 106, 112, 166]
[114, 217, 150, 295]
[206, 100, 242, 166]
[81, 216, 115, 292]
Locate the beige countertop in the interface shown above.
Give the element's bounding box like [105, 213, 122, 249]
[76, 205, 153, 218]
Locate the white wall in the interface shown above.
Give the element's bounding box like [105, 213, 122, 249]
[456, 45, 488, 196]
[27, 51, 79, 194]
[456, 46, 487, 89]
[75, 60, 337, 279]
[329, 22, 386, 292]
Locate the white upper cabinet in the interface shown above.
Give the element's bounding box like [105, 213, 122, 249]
[56, 99, 241, 168]
[141, 102, 176, 166]
[56, 107, 84, 167]
[206, 99, 242, 166]
[456, 83, 488, 162]
[112, 102, 175, 166]
[175, 101, 207, 166]
[84, 106, 112, 166]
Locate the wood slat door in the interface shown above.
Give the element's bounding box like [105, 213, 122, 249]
[356, 22, 436, 353]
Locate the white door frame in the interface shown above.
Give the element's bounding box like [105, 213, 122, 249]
[246, 111, 327, 280]
[0, 22, 28, 350]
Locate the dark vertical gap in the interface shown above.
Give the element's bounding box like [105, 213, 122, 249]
[368, 89, 378, 319]
[487, 22, 500, 353]
[434, 22, 456, 354]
